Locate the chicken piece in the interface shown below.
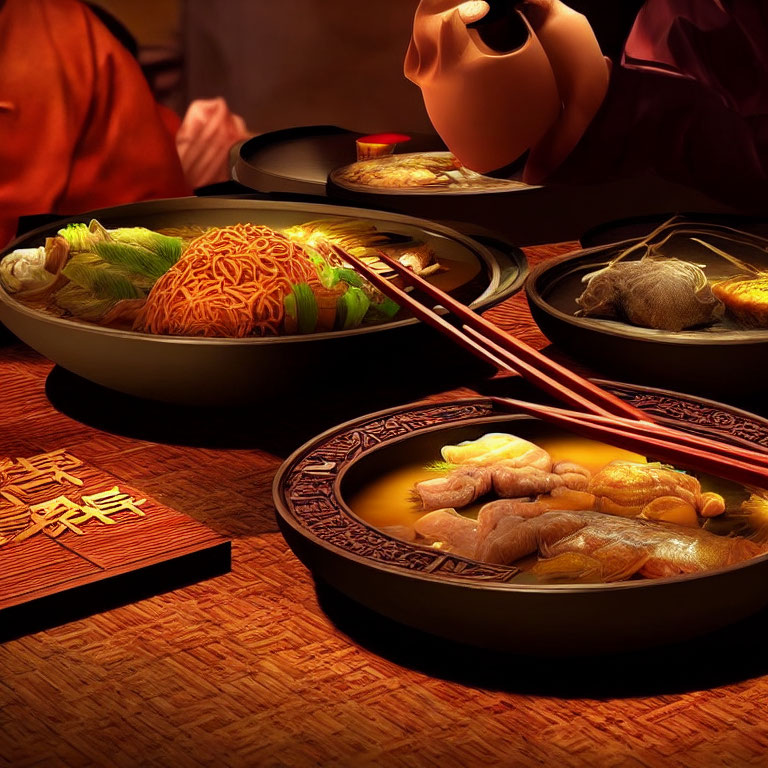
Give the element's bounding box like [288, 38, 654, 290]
[490, 464, 565, 497]
[538, 509, 763, 579]
[472, 502, 763, 580]
[414, 456, 592, 512]
[489, 458, 592, 497]
[476, 499, 550, 532]
[413, 508, 478, 558]
[475, 513, 538, 564]
[413, 466, 492, 511]
[588, 461, 725, 518]
[413, 437, 558, 511]
[542, 530, 650, 581]
[552, 461, 592, 491]
[474, 501, 587, 565]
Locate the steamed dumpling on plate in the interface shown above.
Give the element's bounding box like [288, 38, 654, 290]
[575, 256, 723, 332]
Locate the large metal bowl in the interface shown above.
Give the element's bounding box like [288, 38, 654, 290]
[273, 388, 768, 655]
[0, 198, 525, 406]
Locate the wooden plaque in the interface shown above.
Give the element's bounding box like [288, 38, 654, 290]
[0, 449, 231, 641]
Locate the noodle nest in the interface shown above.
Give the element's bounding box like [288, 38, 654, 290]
[134, 223, 320, 337]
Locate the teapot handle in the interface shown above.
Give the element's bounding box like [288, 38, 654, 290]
[522, 1, 610, 184]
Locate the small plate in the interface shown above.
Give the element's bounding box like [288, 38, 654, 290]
[329, 151, 531, 196]
[525, 230, 768, 395]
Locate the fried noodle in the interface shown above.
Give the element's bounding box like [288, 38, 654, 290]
[134, 223, 320, 337]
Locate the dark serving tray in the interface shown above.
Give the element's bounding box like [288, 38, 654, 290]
[526, 226, 768, 396]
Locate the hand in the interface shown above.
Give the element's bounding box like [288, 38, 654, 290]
[175, 97, 250, 189]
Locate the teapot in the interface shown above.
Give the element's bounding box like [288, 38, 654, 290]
[404, 0, 610, 183]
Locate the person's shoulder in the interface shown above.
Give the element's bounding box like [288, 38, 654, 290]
[7, 0, 99, 45]
[21, 0, 126, 44]
[27, 0, 141, 78]
[19, 0, 90, 21]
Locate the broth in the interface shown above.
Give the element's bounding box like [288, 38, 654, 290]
[349, 436, 646, 529]
[347, 433, 764, 585]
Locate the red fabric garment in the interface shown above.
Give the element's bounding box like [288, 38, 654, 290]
[547, 0, 768, 210]
[624, 0, 768, 118]
[551, 65, 768, 211]
[0, 0, 192, 247]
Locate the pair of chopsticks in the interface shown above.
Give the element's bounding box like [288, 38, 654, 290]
[336, 245, 645, 422]
[487, 396, 768, 489]
[333, 244, 768, 491]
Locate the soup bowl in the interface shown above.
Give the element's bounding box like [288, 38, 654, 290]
[273, 387, 768, 655]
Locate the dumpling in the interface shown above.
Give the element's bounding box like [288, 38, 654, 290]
[575, 256, 723, 331]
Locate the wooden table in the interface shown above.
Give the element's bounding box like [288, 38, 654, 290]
[2, 243, 768, 768]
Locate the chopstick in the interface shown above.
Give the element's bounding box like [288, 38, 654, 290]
[469, 326, 768, 464]
[487, 395, 768, 489]
[333, 243, 768, 484]
[337, 245, 651, 422]
[490, 396, 768, 476]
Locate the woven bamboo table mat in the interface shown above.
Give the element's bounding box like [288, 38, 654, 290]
[2, 243, 768, 768]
